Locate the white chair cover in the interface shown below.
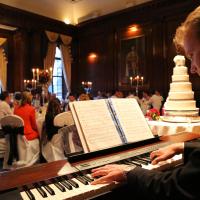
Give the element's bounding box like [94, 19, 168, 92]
[42, 111, 82, 161]
[41, 133, 66, 162]
[0, 115, 40, 169]
[53, 111, 74, 127]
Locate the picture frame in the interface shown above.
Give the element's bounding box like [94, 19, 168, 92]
[119, 33, 146, 86]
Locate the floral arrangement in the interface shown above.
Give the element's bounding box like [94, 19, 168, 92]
[39, 70, 50, 84]
[146, 108, 160, 121]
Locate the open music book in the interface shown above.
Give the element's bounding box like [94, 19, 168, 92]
[69, 98, 154, 153]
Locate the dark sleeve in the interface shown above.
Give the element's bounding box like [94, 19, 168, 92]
[126, 148, 200, 200]
[184, 140, 200, 163]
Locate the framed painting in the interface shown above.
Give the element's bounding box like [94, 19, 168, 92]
[119, 34, 146, 86]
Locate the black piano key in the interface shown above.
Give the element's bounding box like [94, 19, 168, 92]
[40, 181, 55, 195]
[75, 175, 89, 185]
[57, 177, 73, 190]
[63, 176, 79, 188]
[133, 157, 149, 165]
[124, 159, 142, 167]
[140, 155, 151, 162]
[137, 156, 151, 163]
[51, 178, 66, 192]
[82, 174, 94, 182]
[23, 186, 35, 200]
[33, 183, 47, 198]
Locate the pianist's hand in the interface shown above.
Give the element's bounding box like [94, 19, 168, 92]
[150, 142, 184, 165]
[91, 164, 135, 185]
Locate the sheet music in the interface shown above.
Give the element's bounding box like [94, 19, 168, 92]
[110, 98, 154, 143]
[70, 100, 122, 152]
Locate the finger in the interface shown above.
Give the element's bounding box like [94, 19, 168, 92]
[151, 155, 166, 165]
[91, 176, 110, 185]
[91, 166, 107, 173]
[150, 150, 160, 160]
[91, 170, 108, 178]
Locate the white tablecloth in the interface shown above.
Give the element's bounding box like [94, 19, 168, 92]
[148, 120, 200, 136]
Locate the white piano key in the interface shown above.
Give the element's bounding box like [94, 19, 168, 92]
[20, 191, 31, 200]
[46, 183, 67, 200]
[142, 154, 183, 171]
[30, 187, 47, 200]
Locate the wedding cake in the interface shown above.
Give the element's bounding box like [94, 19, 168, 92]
[163, 55, 199, 120]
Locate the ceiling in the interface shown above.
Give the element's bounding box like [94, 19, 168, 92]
[0, 0, 152, 25]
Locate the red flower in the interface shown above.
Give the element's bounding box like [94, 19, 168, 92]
[146, 108, 160, 120]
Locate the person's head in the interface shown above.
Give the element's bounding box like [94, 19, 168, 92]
[46, 97, 61, 117]
[0, 91, 11, 104]
[21, 91, 33, 106]
[14, 92, 22, 106]
[173, 6, 200, 76]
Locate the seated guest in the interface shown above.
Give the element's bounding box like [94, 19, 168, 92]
[0, 91, 12, 159]
[149, 90, 164, 113]
[0, 91, 12, 121]
[139, 91, 151, 115]
[14, 91, 39, 140]
[13, 91, 22, 110]
[44, 98, 62, 141]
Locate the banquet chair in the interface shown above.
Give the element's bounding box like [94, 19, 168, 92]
[0, 115, 39, 169]
[53, 111, 74, 127]
[41, 111, 82, 161]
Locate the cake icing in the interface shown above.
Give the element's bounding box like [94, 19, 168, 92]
[164, 55, 199, 117]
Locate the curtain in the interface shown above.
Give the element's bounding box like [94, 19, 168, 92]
[43, 31, 59, 87]
[0, 48, 8, 91]
[60, 34, 72, 94]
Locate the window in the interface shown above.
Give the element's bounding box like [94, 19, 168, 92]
[49, 47, 67, 100]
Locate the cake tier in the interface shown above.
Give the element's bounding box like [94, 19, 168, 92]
[170, 82, 192, 91]
[173, 66, 188, 75]
[168, 91, 194, 100]
[165, 100, 196, 110]
[172, 75, 189, 82]
[164, 109, 199, 117]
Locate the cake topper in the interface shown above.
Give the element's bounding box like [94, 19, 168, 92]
[173, 55, 185, 66]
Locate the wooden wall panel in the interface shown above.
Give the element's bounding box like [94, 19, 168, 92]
[75, 0, 200, 99]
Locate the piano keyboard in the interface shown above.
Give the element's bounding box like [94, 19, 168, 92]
[19, 173, 117, 200]
[16, 152, 182, 200]
[2, 132, 199, 200]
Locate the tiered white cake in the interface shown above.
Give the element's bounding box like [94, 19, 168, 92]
[164, 55, 199, 118]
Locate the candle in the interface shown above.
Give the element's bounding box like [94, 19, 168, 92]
[32, 68, 35, 80]
[32, 79, 34, 88]
[34, 80, 37, 89]
[141, 76, 144, 86]
[81, 81, 85, 86]
[36, 68, 39, 81]
[129, 77, 133, 86]
[24, 79, 27, 88]
[136, 75, 139, 87]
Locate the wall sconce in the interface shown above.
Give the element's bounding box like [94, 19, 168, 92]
[129, 26, 138, 32]
[88, 53, 97, 63]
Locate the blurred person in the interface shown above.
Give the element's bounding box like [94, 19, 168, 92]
[91, 6, 200, 199]
[0, 91, 12, 121]
[139, 91, 151, 115]
[13, 91, 22, 110]
[149, 90, 164, 113]
[44, 98, 62, 141]
[14, 91, 39, 140]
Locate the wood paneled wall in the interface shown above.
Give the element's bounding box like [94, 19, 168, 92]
[0, 3, 76, 92]
[74, 0, 200, 103]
